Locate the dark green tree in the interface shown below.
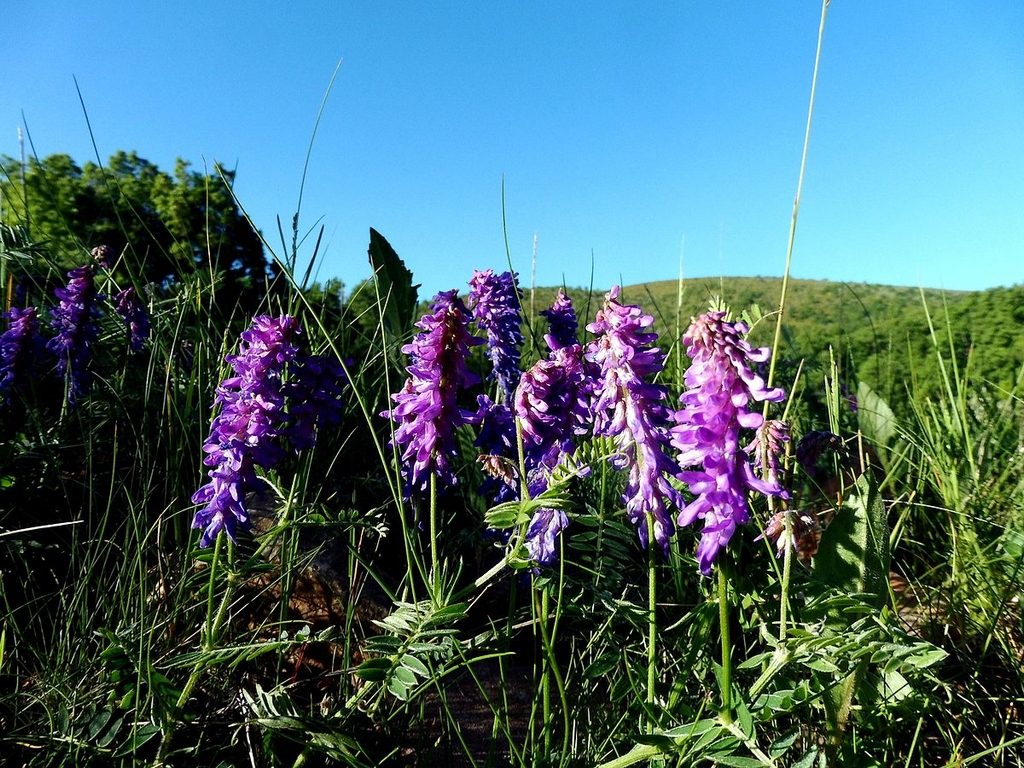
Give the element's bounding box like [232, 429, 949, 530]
[0, 150, 270, 291]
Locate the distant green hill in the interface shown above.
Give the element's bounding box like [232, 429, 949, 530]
[524, 276, 1024, 411]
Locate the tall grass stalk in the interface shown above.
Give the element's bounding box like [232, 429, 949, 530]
[765, 0, 829, 652]
[716, 563, 733, 724]
[765, 0, 829, 398]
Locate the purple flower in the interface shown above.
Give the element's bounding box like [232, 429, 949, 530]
[384, 290, 483, 498]
[474, 394, 519, 502]
[540, 289, 579, 352]
[0, 306, 44, 404]
[113, 287, 150, 352]
[671, 312, 786, 575]
[525, 507, 570, 566]
[468, 270, 524, 403]
[47, 264, 103, 407]
[285, 353, 349, 452]
[475, 395, 517, 460]
[747, 419, 790, 492]
[515, 344, 594, 471]
[512, 345, 595, 564]
[191, 315, 302, 547]
[91, 245, 115, 269]
[191, 451, 263, 547]
[586, 286, 684, 555]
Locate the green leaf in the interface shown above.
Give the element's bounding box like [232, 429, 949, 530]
[387, 676, 410, 700]
[812, 474, 890, 749]
[583, 652, 620, 680]
[113, 723, 161, 757]
[367, 228, 419, 358]
[400, 655, 430, 678]
[813, 472, 890, 608]
[86, 708, 113, 740]
[392, 665, 417, 687]
[661, 718, 722, 740]
[880, 669, 912, 702]
[791, 748, 819, 768]
[355, 658, 392, 682]
[56, 704, 70, 736]
[408, 642, 443, 655]
[735, 700, 755, 740]
[736, 651, 773, 670]
[95, 715, 123, 748]
[769, 728, 800, 757]
[426, 602, 468, 625]
[711, 756, 770, 768]
[759, 691, 795, 711]
[856, 381, 896, 452]
[805, 658, 839, 674]
[375, 614, 413, 633]
[905, 646, 947, 670]
[364, 635, 403, 653]
[484, 504, 523, 530]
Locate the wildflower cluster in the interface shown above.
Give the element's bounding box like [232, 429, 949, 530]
[539, 288, 579, 351]
[285, 353, 349, 451]
[91, 244, 116, 268]
[383, 290, 483, 499]
[758, 508, 821, 561]
[586, 287, 684, 554]
[382, 278, 791, 574]
[795, 429, 847, 479]
[519, 346, 590, 455]
[47, 265, 103, 407]
[191, 315, 347, 547]
[672, 312, 787, 574]
[474, 394, 519, 504]
[468, 269, 524, 402]
[0, 250, 153, 409]
[524, 507, 570, 566]
[0, 307, 45, 404]
[515, 342, 593, 564]
[113, 287, 151, 352]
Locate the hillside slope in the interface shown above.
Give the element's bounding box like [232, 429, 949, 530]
[524, 276, 1023, 407]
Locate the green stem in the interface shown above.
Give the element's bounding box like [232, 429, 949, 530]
[598, 743, 663, 768]
[200, 532, 223, 650]
[534, 581, 570, 762]
[429, 472, 440, 603]
[778, 510, 795, 640]
[646, 512, 658, 735]
[555, 544, 570, 762]
[206, 541, 235, 651]
[717, 564, 733, 724]
[540, 587, 552, 755]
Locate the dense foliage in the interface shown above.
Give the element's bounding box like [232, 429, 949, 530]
[0, 151, 271, 303]
[0, 156, 1021, 767]
[2, 135, 1024, 765]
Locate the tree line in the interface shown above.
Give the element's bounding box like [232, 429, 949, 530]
[1, 151, 271, 299]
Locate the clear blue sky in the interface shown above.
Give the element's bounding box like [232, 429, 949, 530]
[4, 2, 1023, 298]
